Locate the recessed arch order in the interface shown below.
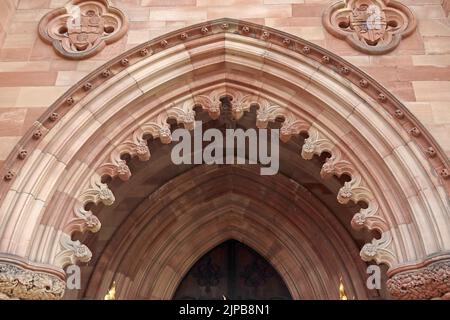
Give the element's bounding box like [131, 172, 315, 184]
[0, 18, 449, 300]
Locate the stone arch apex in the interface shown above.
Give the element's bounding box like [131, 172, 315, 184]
[0, 18, 448, 300]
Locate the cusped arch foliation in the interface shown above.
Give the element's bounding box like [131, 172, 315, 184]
[0, 19, 449, 300]
[83, 165, 371, 300]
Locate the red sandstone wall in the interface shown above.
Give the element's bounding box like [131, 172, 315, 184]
[0, 0, 17, 48]
[0, 0, 449, 169]
[443, 0, 450, 17]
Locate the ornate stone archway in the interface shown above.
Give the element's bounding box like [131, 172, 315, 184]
[0, 18, 449, 300]
[80, 164, 372, 300]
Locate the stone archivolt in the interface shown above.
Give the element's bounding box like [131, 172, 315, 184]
[60, 87, 393, 273]
[0, 19, 448, 299]
[323, 0, 417, 54]
[4, 19, 447, 188]
[38, 0, 128, 59]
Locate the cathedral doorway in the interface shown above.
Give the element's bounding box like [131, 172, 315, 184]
[173, 240, 292, 300]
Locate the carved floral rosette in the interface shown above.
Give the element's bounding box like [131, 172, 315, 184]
[38, 0, 129, 59]
[0, 262, 65, 300]
[323, 0, 417, 54]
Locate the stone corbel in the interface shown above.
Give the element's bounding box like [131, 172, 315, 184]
[387, 258, 450, 300]
[0, 259, 65, 300]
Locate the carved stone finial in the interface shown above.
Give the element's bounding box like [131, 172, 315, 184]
[38, 0, 129, 60]
[323, 0, 417, 54]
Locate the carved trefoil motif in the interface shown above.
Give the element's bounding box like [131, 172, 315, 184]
[323, 0, 417, 54]
[38, 0, 129, 59]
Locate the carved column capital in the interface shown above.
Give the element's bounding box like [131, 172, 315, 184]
[0, 258, 65, 300]
[387, 258, 450, 300]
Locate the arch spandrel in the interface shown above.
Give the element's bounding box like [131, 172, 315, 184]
[0, 18, 448, 300]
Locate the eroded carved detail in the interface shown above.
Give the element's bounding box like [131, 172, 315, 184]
[337, 175, 371, 205]
[320, 150, 353, 179]
[301, 127, 334, 160]
[99, 158, 131, 182]
[228, 90, 253, 120]
[256, 105, 280, 129]
[55, 233, 92, 269]
[0, 263, 65, 300]
[68, 206, 101, 234]
[138, 114, 173, 145]
[59, 176, 113, 265]
[194, 90, 224, 120]
[80, 177, 115, 206]
[387, 260, 450, 300]
[360, 232, 396, 266]
[166, 101, 197, 131]
[300, 125, 390, 264]
[279, 116, 310, 143]
[38, 0, 129, 59]
[323, 0, 417, 54]
[60, 89, 393, 278]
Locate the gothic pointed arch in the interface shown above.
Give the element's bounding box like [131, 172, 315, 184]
[0, 18, 449, 300]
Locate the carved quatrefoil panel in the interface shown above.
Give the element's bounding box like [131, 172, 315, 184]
[323, 0, 417, 54]
[38, 0, 129, 60]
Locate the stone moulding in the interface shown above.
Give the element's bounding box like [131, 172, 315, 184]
[0, 259, 65, 300]
[387, 258, 450, 300]
[3, 18, 445, 189]
[38, 0, 129, 60]
[0, 18, 448, 299]
[323, 0, 417, 54]
[60, 87, 393, 272]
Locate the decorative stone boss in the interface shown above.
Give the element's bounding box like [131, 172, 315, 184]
[38, 0, 129, 60]
[323, 0, 417, 54]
